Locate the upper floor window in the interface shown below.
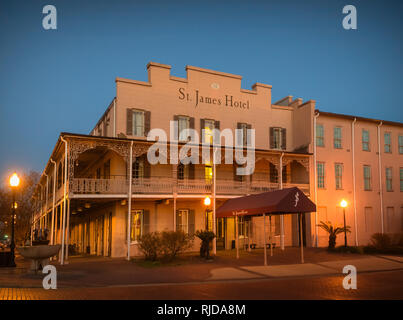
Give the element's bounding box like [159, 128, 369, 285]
[384, 132, 391, 153]
[133, 110, 144, 137]
[178, 116, 190, 142]
[237, 123, 251, 146]
[201, 119, 218, 144]
[132, 157, 145, 179]
[316, 124, 324, 147]
[400, 168, 403, 192]
[317, 162, 325, 189]
[334, 127, 342, 149]
[270, 127, 286, 150]
[362, 129, 370, 151]
[126, 109, 150, 137]
[363, 165, 372, 190]
[57, 162, 63, 189]
[205, 164, 213, 184]
[398, 135, 403, 154]
[335, 163, 343, 190]
[385, 167, 393, 192]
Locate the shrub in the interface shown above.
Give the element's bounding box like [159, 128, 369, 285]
[195, 230, 216, 259]
[138, 232, 161, 261]
[370, 233, 391, 250]
[160, 230, 194, 261]
[317, 221, 351, 249]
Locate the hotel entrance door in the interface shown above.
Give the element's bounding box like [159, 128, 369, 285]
[216, 218, 226, 250]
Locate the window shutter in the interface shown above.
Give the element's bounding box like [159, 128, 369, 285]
[246, 124, 252, 145]
[188, 164, 195, 180]
[188, 210, 195, 235]
[189, 117, 195, 130]
[200, 119, 205, 143]
[236, 123, 242, 145]
[127, 109, 133, 135]
[214, 120, 220, 144]
[281, 128, 287, 150]
[144, 111, 151, 136]
[176, 210, 180, 231]
[143, 210, 150, 234]
[143, 155, 151, 178]
[269, 127, 274, 149]
[173, 115, 179, 140]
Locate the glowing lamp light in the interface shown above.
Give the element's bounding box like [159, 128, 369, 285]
[340, 199, 348, 208]
[204, 196, 211, 206]
[9, 173, 20, 188]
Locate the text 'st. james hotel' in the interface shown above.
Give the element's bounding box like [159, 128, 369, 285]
[31, 62, 403, 259]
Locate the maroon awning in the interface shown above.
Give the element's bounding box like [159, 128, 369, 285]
[216, 187, 316, 218]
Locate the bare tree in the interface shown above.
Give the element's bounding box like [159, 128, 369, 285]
[0, 171, 40, 245]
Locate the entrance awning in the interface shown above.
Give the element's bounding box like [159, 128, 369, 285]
[216, 187, 316, 266]
[217, 187, 316, 217]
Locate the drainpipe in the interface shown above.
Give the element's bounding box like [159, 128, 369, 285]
[50, 159, 57, 245]
[377, 122, 384, 234]
[60, 136, 68, 265]
[313, 111, 320, 247]
[279, 152, 285, 250]
[352, 118, 358, 246]
[44, 173, 49, 229]
[127, 141, 133, 260]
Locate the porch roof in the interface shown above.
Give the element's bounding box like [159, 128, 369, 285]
[216, 187, 316, 218]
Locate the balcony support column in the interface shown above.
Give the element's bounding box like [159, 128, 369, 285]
[127, 141, 133, 261]
[279, 152, 285, 251]
[50, 159, 57, 245]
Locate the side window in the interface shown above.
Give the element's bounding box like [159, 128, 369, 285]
[362, 129, 370, 151]
[316, 124, 324, 147]
[334, 127, 342, 149]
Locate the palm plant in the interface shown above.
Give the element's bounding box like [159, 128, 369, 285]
[317, 221, 351, 249]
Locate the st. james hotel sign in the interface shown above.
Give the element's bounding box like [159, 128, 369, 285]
[178, 88, 250, 109]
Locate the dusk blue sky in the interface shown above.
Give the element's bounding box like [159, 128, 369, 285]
[0, 0, 402, 181]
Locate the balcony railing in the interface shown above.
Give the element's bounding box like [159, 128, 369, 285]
[70, 177, 309, 196]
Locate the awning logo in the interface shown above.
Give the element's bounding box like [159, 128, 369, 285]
[294, 192, 300, 207]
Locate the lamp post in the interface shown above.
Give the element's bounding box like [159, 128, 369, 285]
[340, 199, 348, 247]
[9, 173, 20, 267]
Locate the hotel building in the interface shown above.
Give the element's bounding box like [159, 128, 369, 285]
[30, 62, 403, 261]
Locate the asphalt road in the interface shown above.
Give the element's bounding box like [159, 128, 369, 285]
[1, 269, 402, 300]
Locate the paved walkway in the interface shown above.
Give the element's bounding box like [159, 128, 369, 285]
[0, 248, 402, 289]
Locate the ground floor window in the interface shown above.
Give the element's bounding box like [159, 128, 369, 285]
[176, 209, 189, 233]
[131, 209, 144, 242]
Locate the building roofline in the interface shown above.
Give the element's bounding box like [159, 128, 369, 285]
[316, 110, 403, 127]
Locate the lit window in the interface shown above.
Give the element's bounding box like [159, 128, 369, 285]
[176, 210, 188, 233]
[205, 210, 213, 231]
[385, 167, 393, 192]
[335, 163, 343, 190]
[316, 124, 324, 147]
[132, 110, 145, 137]
[363, 165, 371, 190]
[203, 120, 215, 144]
[205, 165, 213, 184]
[334, 127, 342, 149]
[131, 210, 143, 242]
[384, 133, 391, 153]
[178, 116, 190, 142]
[317, 162, 325, 189]
[362, 129, 370, 151]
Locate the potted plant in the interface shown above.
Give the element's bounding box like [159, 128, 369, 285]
[195, 230, 216, 259]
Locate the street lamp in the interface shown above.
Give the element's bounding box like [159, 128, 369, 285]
[204, 196, 211, 206]
[340, 199, 348, 247]
[9, 173, 20, 267]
